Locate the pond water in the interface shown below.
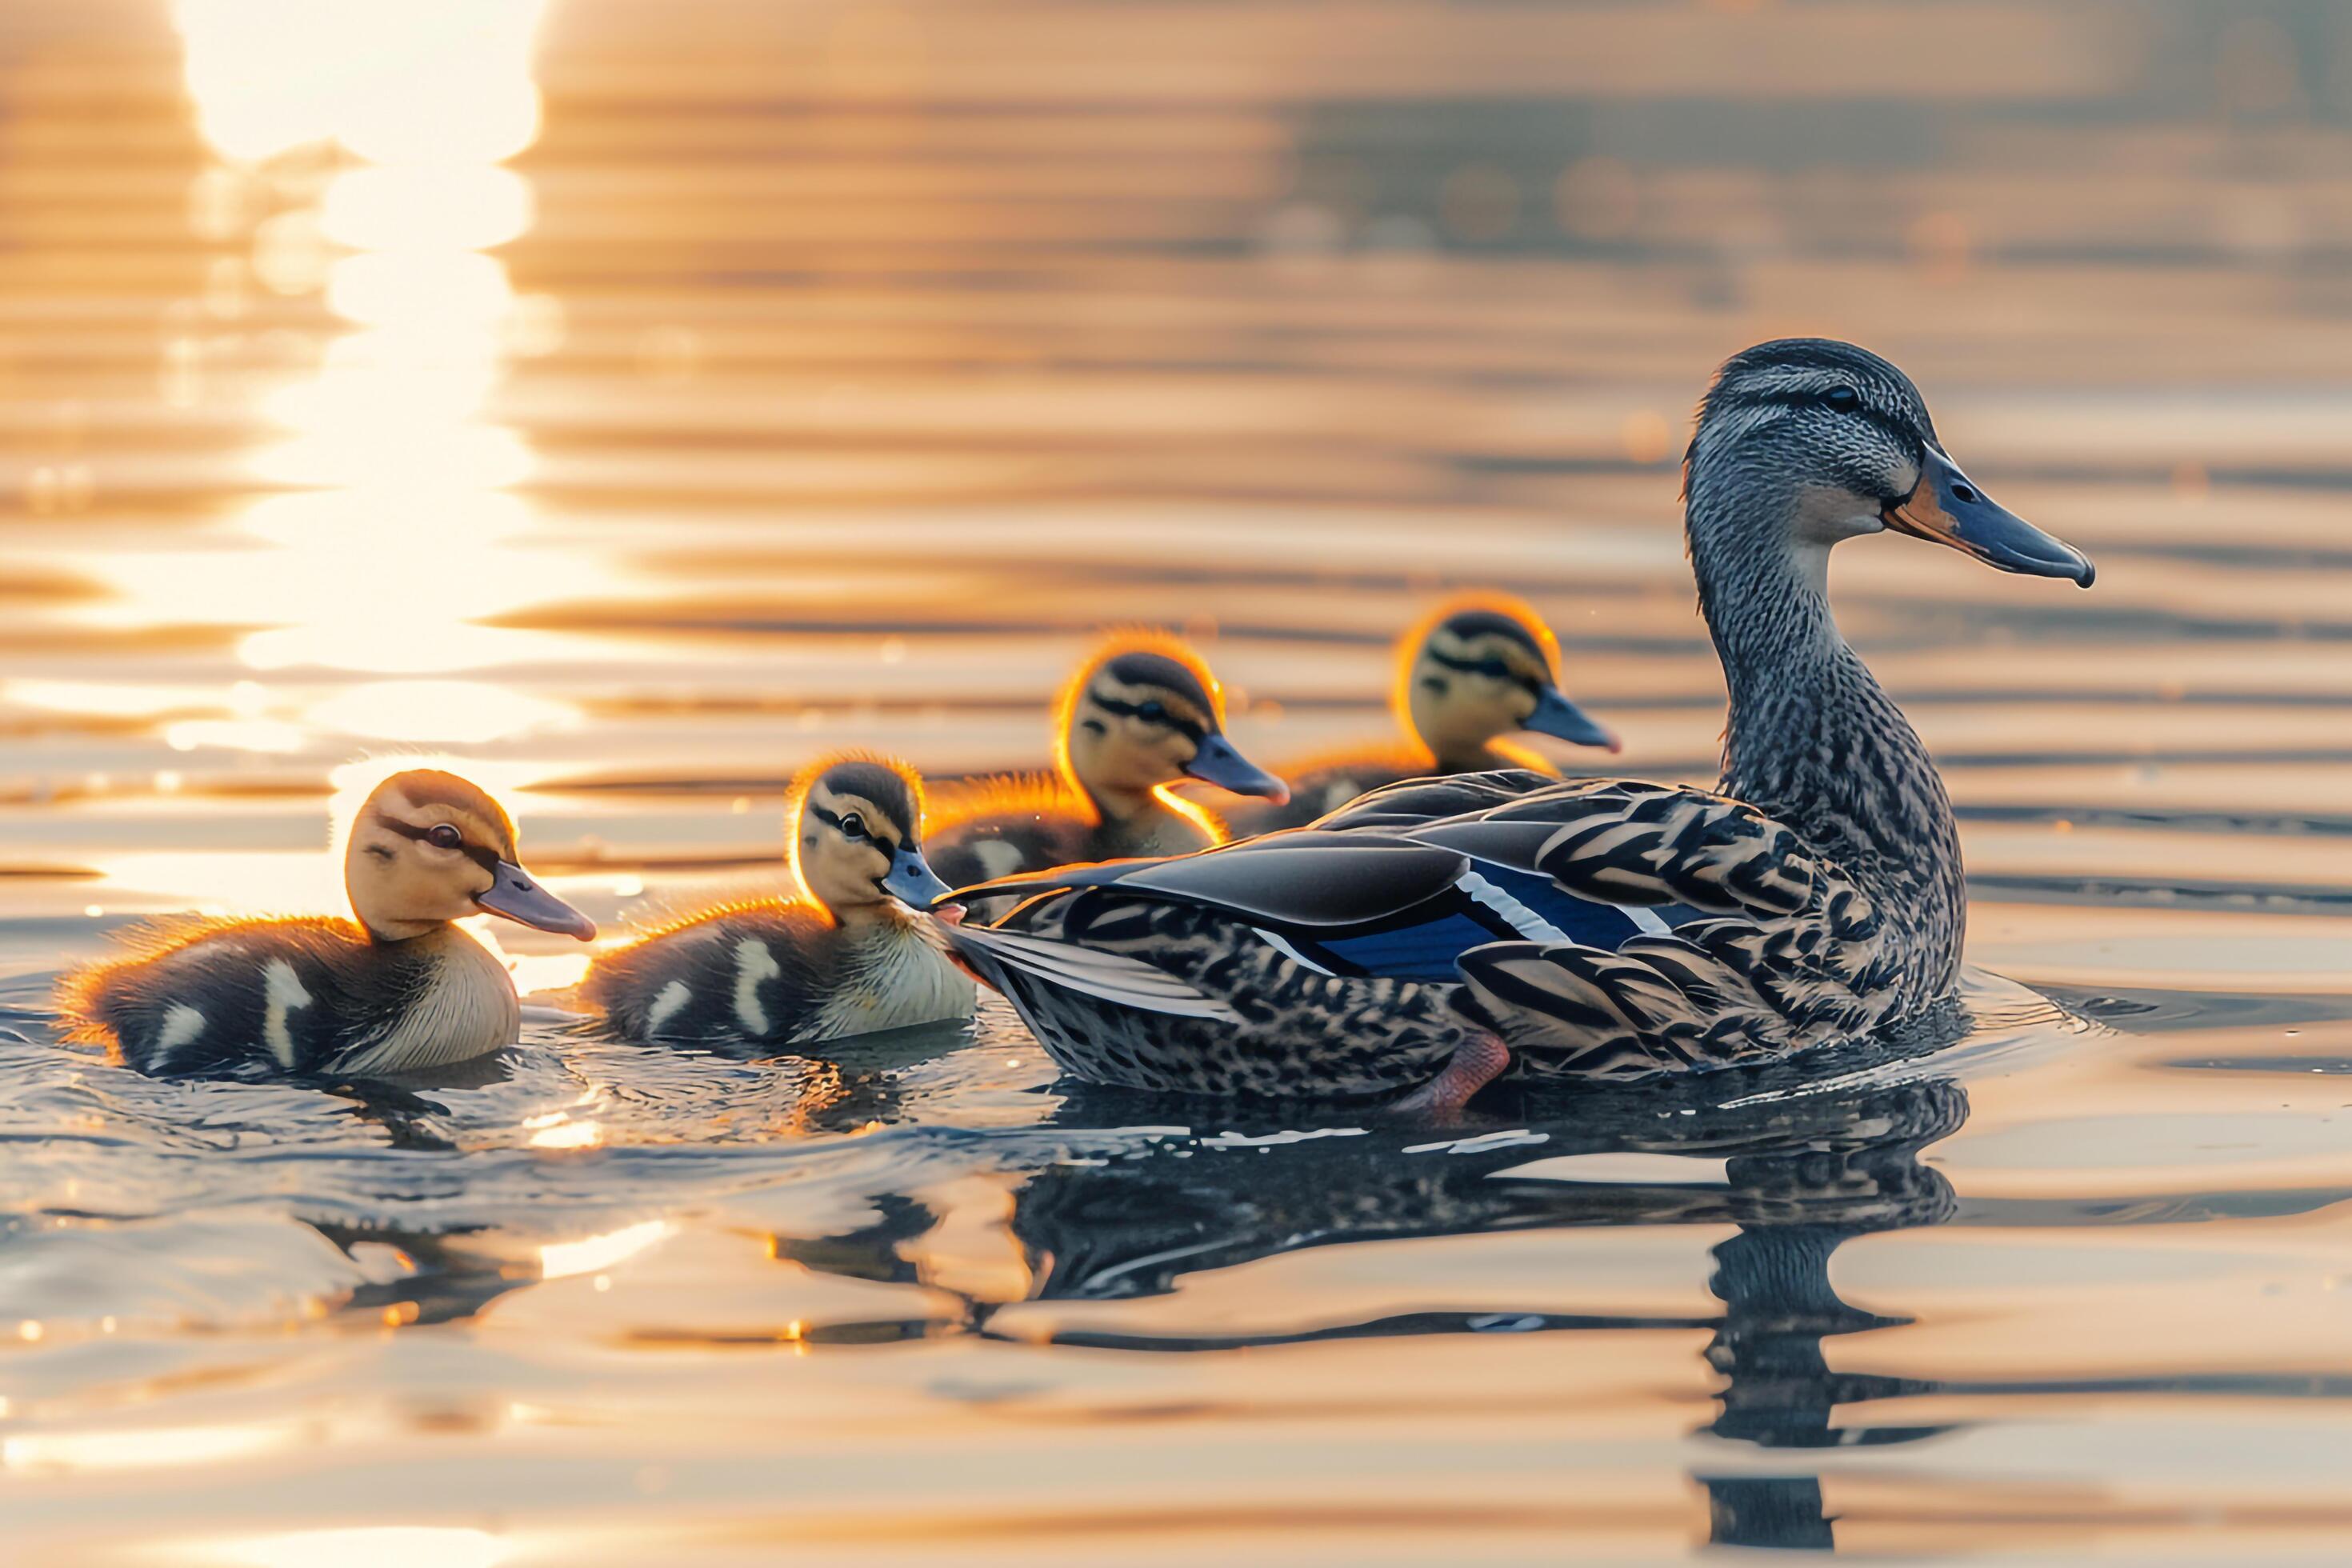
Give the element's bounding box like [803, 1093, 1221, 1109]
[4, 1, 2352, 1561]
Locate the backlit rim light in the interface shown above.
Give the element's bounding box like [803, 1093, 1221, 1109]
[1048, 628, 1233, 830]
[1389, 590, 1564, 764]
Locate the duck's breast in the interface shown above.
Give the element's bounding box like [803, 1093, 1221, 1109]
[333, 929, 519, 1075]
[797, 922, 975, 1043]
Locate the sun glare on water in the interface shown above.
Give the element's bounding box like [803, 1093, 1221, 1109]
[84, 1, 599, 748]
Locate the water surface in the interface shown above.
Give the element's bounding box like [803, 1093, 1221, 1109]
[4, 2, 2352, 1561]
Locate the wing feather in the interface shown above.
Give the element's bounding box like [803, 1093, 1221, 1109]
[947, 922, 1242, 1022]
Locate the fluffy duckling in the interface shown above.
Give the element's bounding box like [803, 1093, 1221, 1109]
[1226, 594, 1618, 835]
[581, 754, 973, 1046]
[58, 770, 596, 1078]
[926, 633, 1289, 889]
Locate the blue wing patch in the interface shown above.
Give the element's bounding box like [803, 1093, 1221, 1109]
[1287, 861, 1714, 984]
[1317, 912, 1502, 982]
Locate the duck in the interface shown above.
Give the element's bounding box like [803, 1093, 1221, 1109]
[1221, 592, 1618, 836]
[58, 769, 598, 1078]
[939, 339, 2095, 1111]
[580, 753, 974, 1047]
[925, 631, 1290, 889]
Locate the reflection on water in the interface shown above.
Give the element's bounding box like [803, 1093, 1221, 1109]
[6, 0, 2352, 1562]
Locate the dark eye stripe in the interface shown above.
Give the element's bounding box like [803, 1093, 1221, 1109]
[376, 813, 501, 872]
[809, 802, 898, 848]
[1091, 691, 1207, 745]
[1426, 648, 1540, 693]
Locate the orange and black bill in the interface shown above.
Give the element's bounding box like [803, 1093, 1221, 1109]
[1883, 447, 2095, 587]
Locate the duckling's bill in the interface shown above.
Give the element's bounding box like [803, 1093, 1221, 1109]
[1883, 446, 2095, 587]
[1182, 733, 1290, 803]
[1523, 686, 1620, 753]
[882, 845, 956, 910]
[476, 859, 598, 941]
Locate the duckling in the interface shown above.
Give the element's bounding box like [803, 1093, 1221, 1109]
[944, 338, 2096, 1111]
[580, 754, 973, 1047]
[926, 632, 1289, 889]
[58, 770, 596, 1078]
[1225, 593, 1618, 834]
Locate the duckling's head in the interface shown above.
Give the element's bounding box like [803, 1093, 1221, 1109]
[1684, 338, 2094, 622]
[1055, 634, 1289, 819]
[788, 754, 952, 921]
[343, 770, 596, 944]
[1398, 594, 1618, 768]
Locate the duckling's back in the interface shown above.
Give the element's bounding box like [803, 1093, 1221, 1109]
[586, 900, 974, 1047]
[58, 918, 422, 1077]
[926, 774, 1218, 890]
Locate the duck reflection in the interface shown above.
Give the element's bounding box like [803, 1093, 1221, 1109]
[775, 1065, 1966, 1551]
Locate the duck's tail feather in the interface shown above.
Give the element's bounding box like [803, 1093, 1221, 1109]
[945, 922, 1240, 1022]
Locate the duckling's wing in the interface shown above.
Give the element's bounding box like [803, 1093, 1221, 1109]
[582, 902, 830, 1045]
[58, 918, 372, 1076]
[926, 774, 1093, 888]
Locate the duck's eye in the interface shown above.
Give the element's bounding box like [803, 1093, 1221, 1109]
[1823, 386, 1861, 411]
[1136, 701, 1169, 725]
[838, 812, 868, 841]
[1477, 659, 1512, 680]
[426, 823, 464, 850]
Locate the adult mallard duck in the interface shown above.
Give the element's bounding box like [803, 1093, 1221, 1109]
[942, 339, 2094, 1110]
[1223, 592, 1617, 836]
[581, 754, 972, 1046]
[58, 770, 597, 1078]
[926, 631, 1288, 888]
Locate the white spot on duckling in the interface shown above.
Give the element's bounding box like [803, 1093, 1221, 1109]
[645, 980, 692, 1034]
[261, 958, 311, 1070]
[970, 839, 1028, 881]
[732, 940, 780, 1035]
[154, 1004, 206, 1067]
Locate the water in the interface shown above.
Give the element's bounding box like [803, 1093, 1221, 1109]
[5, 0, 2352, 1560]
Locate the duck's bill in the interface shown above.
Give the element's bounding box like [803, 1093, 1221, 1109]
[477, 860, 598, 941]
[881, 846, 955, 910]
[1882, 447, 2095, 586]
[1183, 733, 1291, 804]
[1523, 686, 1621, 752]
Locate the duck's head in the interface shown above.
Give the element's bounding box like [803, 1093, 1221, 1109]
[1055, 633, 1289, 819]
[343, 770, 596, 944]
[1397, 594, 1618, 768]
[789, 754, 951, 919]
[1684, 338, 2094, 620]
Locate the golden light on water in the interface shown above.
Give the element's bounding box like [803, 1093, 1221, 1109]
[3, 1422, 296, 1476]
[538, 1218, 676, 1281]
[126, 0, 589, 750]
[12, 5, 2352, 1561]
[174, 1526, 516, 1568]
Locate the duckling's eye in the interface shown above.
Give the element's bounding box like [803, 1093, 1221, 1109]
[1136, 701, 1169, 725]
[426, 824, 464, 850]
[1476, 659, 1512, 680]
[1823, 386, 1861, 412]
[837, 812, 868, 841]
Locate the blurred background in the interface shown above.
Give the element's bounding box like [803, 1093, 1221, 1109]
[1, 0, 2348, 985]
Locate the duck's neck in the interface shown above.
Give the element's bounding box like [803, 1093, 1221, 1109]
[1427, 737, 1515, 774]
[1689, 478, 1964, 956]
[1080, 779, 1158, 827]
[829, 900, 904, 934]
